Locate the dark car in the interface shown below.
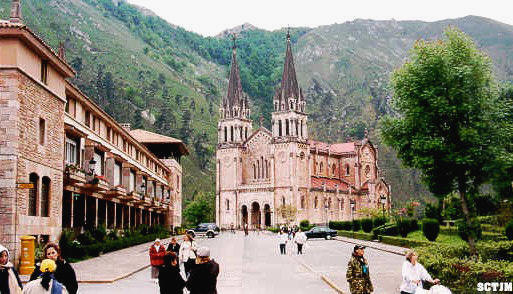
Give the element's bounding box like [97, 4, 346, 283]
[305, 226, 337, 240]
[187, 223, 220, 238]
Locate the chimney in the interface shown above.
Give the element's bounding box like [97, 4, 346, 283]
[10, 0, 22, 23]
[58, 42, 66, 60]
[121, 123, 131, 132]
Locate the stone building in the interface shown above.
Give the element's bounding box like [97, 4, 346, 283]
[0, 1, 187, 263]
[216, 33, 391, 228]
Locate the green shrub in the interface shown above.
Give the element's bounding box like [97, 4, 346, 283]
[300, 220, 310, 231]
[59, 229, 75, 260]
[372, 217, 387, 228]
[424, 203, 442, 221]
[372, 223, 399, 238]
[476, 215, 499, 225]
[506, 220, 513, 241]
[92, 225, 107, 243]
[76, 231, 95, 246]
[337, 230, 374, 241]
[329, 221, 352, 231]
[422, 218, 440, 241]
[378, 235, 430, 248]
[457, 219, 482, 241]
[361, 219, 373, 233]
[396, 218, 411, 237]
[481, 224, 504, 234]
[352, 220, 361, 231]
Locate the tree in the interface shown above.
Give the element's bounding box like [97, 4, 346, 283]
[276, 204, 297, 225]
[183, 193, 214, 226]
[380, 28, 505, 257]
[180, 109, 192, 144]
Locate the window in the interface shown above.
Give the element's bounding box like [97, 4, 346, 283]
[239, 127, 243, 141]
[295, 120, 298, 136]
[93, 151, 104, 176]
[319, 162, 323, 174]
[107, 127, 111, 142]
[278, 120, 282, 136]
[346, 164, 350, 176]
[114, 162, 121, 186]
[332, 164, 336, 176]
[226, 199, 230, 211]
[224, 127, 227, 142]
[339, 199, 344, 210]
[253, 164, 256, 179]
[230, 126, 234, 142]
[300, 196, 305, 209]
[85, 111, 90, 127]
[65, 100, 70, 113]
[328, 198, 332, 209]
[314, 197, 318, 209]
[285, 120, 289, 136]
[282, 197, 285, 206]
[28, 173, 39, 216]
[39, 118, 45, 145]
[265, 160, 269, 178]
[129, 170, 135, 192]
[245, 127, 248, 139]
[257, 161, 260, 179]
[300, 121, 303, 137]
[65, 138, 77, 164]
[41, 177, 50, 217]
[41, 60, 48, 84]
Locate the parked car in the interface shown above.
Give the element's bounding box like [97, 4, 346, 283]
[305, 226, 337, 240]
[186, 223, 220, 238]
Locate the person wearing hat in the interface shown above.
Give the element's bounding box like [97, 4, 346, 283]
[149, 239, 166, 281]
[185, 247, 219, 294]
[346, 245, 373, 294]
[23, 259, 68, 294]
[0, 244, 23, 294]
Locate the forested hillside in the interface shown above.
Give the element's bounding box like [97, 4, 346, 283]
[4, 0, 513, 208]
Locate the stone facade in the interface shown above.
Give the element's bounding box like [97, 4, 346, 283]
[216, 35, 391, 228]
[0, 14, 187, 264]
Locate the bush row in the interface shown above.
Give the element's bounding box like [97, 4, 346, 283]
[337, 230, 374, 241]
[329, 217, 388, 232]
[378, 235, 431, 248]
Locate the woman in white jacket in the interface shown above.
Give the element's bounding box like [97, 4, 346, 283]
[400, 251, 440, 294]
[179, 234, 198, 278]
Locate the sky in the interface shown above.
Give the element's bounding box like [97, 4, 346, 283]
[126, 0, 512, 37]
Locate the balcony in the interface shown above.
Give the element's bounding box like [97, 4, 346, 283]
[123, 191, 142, 202]
[84, 175, 110, 192]
[64, 164, 86, 185]
[105, 185, 127, 198]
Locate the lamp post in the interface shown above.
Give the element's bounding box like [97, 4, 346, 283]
[324, 201, 329, 227]
[350, 200, 355, 238]
[380, 195, 387, 217]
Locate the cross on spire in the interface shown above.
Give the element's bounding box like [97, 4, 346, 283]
[10, 0, 22, 23]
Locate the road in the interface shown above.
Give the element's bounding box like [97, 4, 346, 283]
[80, 231, 404, 293]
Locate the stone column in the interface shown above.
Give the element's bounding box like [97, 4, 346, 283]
[95, 198, 99, 228]
[70, 194, 74, 228]
[113, 202, 117, 229]
[128, 206, 131, 228]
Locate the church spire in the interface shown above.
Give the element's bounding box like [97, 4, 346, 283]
[10, 0, 22, 23]
[222, 34, 249, 120]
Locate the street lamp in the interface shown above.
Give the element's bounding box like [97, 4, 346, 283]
[380, 195, 387, 217]
[324, 202, 329, 227]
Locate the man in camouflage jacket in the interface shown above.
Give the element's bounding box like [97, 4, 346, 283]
[346, 245, 374, 294]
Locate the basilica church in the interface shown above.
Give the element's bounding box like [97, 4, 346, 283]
[215, 33, 391, 229]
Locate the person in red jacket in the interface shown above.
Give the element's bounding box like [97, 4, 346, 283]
[149, 239, 166, 281]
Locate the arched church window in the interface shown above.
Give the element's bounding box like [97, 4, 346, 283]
[265, 160, 269, 178]
[339, 199, 343, 210]
[230, 126, 234, 142]
[41, 176, 50, 217]
[226, 199, 230, 210]
[314, 197, 318, 209]
[224, 127, 227, 142]
[245, 127, 248, 139]
[282, 197, 286, 206]
[328, 197, 332, 209]
[300, 121, 303, 137]
[257, 161, 261, 179]
[285, 120, 290, 136]
[253, 164, 256, 179]
[332, 164, 336, 176]
[278, 120, 282, 136]
[240, 127, 243, 140]
[320, 162, 323, 174]
[261, 156, 264, 178]
[300, 196, 305, 209]
[28, 173, 39, 216]
[346, 164, 350, 176]
[290, 101, 293, 109]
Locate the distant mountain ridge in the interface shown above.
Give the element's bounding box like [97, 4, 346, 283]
[216, 22, 260, 38]
[3, 0, 513, 206]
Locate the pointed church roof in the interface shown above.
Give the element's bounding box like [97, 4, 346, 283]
[224, 43, 244, 110]
[10, 0, 22, 23]
[280, 32, 300, 101]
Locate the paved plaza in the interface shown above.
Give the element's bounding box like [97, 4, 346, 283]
[79, 232, 405, 293]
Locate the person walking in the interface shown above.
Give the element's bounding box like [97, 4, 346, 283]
[278, 231, 288, 255]
[346, 245, 373, 294]
[158, 252, 185, 294]
[400, 251, 440, 294]
[179, 234, 197, 278]
[0, 244, 23, 294]
[23, 259, 68, 294]
[294, 229, 307, 255]
[149, 239, 166, 281]
[185, 247, 219, 294]
[166, 238, 180, 264]
[29, 243, 77, 294]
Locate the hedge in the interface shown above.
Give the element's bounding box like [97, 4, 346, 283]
[361, 218, 373, 233]
[337, 230, 374, 241]
[378, 235, 431, 248]
[329, 221, 352, 231]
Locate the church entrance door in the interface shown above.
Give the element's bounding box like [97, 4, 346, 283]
[264, 204, 271, 227]
[241, 205, 248, 228]
[251, 202, 261, 229]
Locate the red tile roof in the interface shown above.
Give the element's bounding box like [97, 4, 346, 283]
[311, 177, 349, 190]
[130, 129, 189, 155]
[308, 140, 356, 154]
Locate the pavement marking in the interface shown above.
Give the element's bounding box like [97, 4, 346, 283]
[333, 237, 406, 256]
[78, 264, 151, 284]
[293, 256, 345, 294]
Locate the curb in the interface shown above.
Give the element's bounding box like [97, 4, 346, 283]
[294, 258, 345, 294]
[333, 237, 405, 256]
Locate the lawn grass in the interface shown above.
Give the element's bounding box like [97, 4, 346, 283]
[406, 230, 466, 245]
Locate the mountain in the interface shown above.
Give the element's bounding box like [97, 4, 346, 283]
[216, 23, 260, 38]
[3, 0, 513, 208]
